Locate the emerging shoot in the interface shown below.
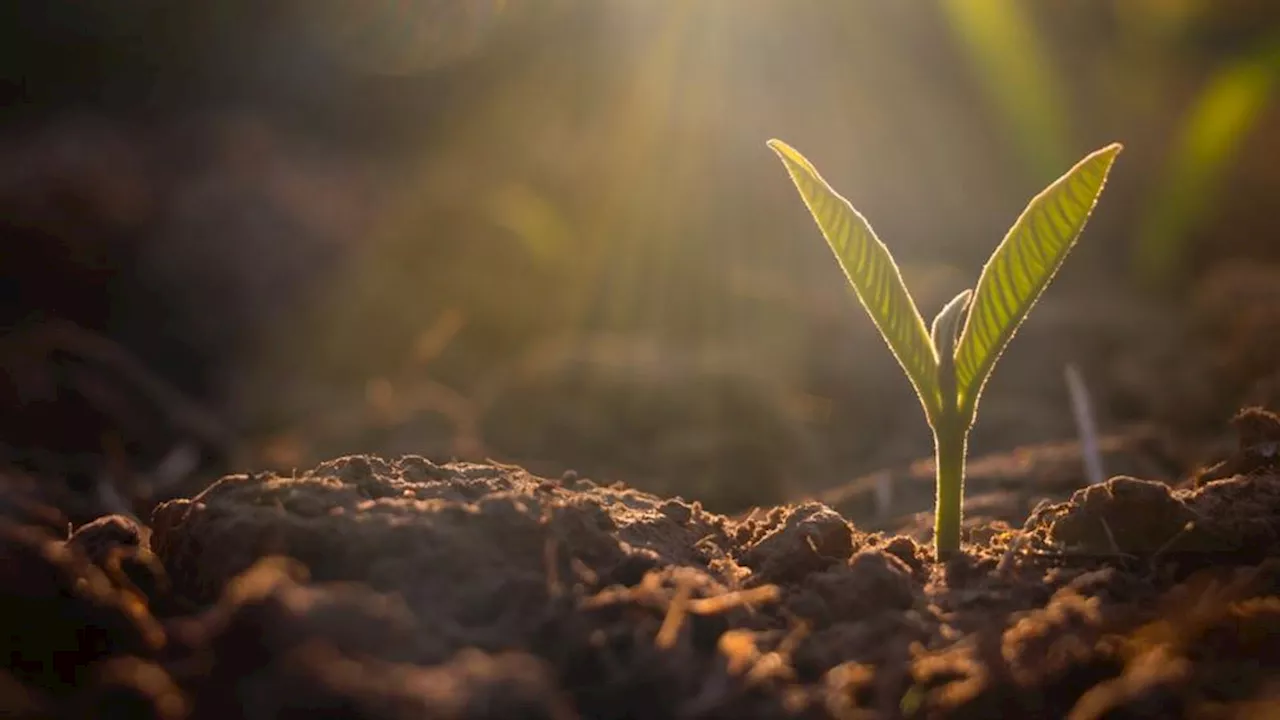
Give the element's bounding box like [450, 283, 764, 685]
[768, 138, 1122, 558]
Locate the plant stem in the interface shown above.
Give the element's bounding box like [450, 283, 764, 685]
[933, 420, 968, 558]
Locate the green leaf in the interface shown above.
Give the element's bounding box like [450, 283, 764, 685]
[954, 143, 1122, 420]
[932, 289, 973, 420]
[768, 139, 941, 419]
[930, 289, 973, 364]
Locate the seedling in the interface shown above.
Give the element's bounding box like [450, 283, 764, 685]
[768, 139, 1121, 557]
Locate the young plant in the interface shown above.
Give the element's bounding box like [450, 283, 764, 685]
[768, 139, 1122, 557]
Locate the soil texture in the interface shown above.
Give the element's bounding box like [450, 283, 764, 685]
[4, 408, 1280, 719]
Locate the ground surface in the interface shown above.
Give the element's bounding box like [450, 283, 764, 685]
[4, 404, 1280, 719]
[4, 256, 1280, 719]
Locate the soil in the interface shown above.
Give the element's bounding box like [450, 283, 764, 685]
[2, 256, 1279, 719]
[3, 403, 1280, 719]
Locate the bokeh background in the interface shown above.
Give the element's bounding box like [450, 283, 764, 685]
[4, 0, 1280, 518]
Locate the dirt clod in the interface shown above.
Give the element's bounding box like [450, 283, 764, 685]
[1197, 406, 1280, 485]
[68, 513, 146, 566]
[0, 522, 165, 695]
[739, 503, 855, 586]
[1047, 476, 1211, 554]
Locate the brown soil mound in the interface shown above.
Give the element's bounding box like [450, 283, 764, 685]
[4, 413, 1280, 718]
